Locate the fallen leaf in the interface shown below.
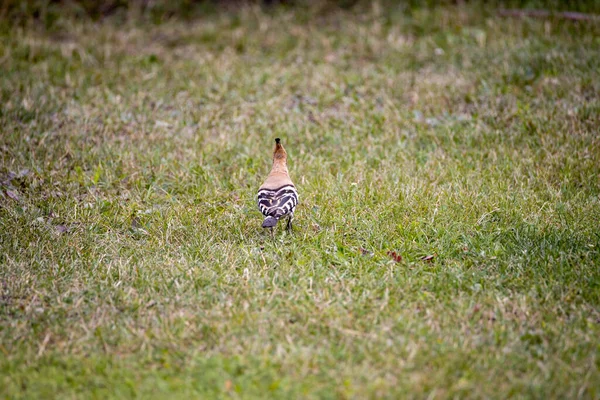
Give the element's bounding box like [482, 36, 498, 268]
[421, 255, 435, 262]
[387, 250, 403, 263]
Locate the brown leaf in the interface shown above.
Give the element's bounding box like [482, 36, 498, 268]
[421, 255, 435, 262]
[387, 250, 403, 263]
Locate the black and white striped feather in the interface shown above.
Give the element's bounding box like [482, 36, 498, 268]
[257, 184, 298, 227]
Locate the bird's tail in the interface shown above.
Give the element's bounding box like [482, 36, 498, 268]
[262, 216, 278, 228]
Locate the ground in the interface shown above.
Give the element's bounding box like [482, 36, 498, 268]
[1, 2, 599, 398]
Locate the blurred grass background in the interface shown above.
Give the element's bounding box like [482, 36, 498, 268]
[3, 0, 600, 29]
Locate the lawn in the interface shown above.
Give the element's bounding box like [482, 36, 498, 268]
[1, 2, 599, 398]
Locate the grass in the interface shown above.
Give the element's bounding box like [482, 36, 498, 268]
[1, 2, 599, 398]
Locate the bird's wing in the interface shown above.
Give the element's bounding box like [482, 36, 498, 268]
[257, 185, 298, 218]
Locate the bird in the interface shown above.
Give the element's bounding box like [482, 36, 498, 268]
[257, 138, 298, 233]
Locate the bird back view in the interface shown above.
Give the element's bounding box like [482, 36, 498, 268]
[257, 138, 298, 232]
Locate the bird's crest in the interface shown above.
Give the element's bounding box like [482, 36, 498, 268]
[273, 138, 287, 162]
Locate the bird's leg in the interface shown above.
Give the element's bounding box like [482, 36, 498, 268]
[270, 226, 275, 239]
[286, 215, 293, 232]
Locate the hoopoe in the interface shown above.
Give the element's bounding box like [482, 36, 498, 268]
[257, 138, 298, 232]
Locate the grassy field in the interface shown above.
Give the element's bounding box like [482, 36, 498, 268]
[1, 2, 600, 398]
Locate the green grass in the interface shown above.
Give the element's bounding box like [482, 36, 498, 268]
[1, 2, 600, 398]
